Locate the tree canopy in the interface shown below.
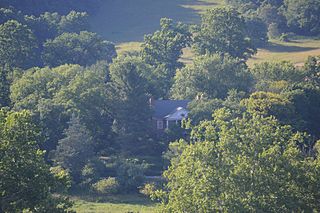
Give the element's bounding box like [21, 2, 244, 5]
[193, 7, 256, 59]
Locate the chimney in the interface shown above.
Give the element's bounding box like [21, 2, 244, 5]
[149, 96, 155, 107]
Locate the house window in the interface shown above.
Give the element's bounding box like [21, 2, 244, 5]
[157, 120, 164, 129]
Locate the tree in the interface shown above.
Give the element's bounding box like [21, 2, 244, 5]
[171, 54, 253, 99]
[0, 66, 10, 107]
[141, 18, 191, 71]
[283, 0, 320, 35]
[141, 18, 191, 98]
[10, 63, 112, 153]
[0, 110, 72, 212]
[42, 31, 116, 67]
[155, 110, 320, 212]
[244, 16, 268, 47]
[58, 11, 89, 33]
[106, 56, 152, 155]
[0, 20, 37, 69]
[51, 115, 95, 182]
[250, 61, 306, 91]
[193, 7, 256, 59]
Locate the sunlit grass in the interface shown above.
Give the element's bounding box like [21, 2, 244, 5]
[247, 39, 320, 67]
[180, 38, 320, 67]
[116, 42, 142, 55]
[71, 194, 156, 213]
[181, 0, 225, 13]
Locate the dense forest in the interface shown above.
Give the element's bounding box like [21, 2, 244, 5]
[1, 0, 320, 212]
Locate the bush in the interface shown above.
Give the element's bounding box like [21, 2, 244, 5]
[116, 159, 148, 192]
[92, 177, 119, 195]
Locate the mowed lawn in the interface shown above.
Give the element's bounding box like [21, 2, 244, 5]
[247, 39, 320, 67]
[89, 0, 223, 43]
[71, 194, 156, 213]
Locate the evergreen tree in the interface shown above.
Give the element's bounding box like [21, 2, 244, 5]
[52, 115, 94, 182]
[106, 56, 152, 155]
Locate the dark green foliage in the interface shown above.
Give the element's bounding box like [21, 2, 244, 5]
[116, 159, 147, 192]
[258, 3, 286, 26]
[284, 83, 320, 139]
[188, 90, 246, 124]
[58, 11, 89, 33]
[245, 16, 268, 47]
[283, 0, 320, 35]
[0, 67, 10, 107]
[106, 56, 153, 155]
[193, 7, 256, 59]
[171, 54, 253, 99]
[0, 110, 72, 212]
[52, 116, 95, 183]
[24, 10, 89, 44]
[141, 18, 192, 98]
[141, 18, 191, 70]
[0, 20, 38, 69]
[42, 31, 116, 67]
[10, 63, 112, 153]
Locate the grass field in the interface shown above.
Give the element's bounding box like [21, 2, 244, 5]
[247, 38, 320, 67]
[71, 194, 156, 213]
[89, 0, 223, 43]
[116, 38, 320, 65]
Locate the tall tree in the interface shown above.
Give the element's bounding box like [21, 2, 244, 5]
[42, 31, 116, 67]
[0, 110, 72, 212]
[283, 0, 320, 35]
[171, 54, 252, 99]
[0, 20, 38, 69]
[51, 115, 94, 182]
[193, 7, 256, 59]
[155, 110, 320, 212]
[106, 56, 152, 155]
[141, 18, 191, 71]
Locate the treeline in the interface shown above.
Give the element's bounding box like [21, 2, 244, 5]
[227, 0, 320, 37]
[1, 2, 320, 213]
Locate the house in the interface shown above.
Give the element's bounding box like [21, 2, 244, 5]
[150, 99, 190, 130]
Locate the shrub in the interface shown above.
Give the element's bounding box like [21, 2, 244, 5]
[116, 159, 148, 192]
[92, 177, 119, 195]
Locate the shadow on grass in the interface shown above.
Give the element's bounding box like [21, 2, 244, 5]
[89, 0, 206, 43]
[264, 42, 318, 53]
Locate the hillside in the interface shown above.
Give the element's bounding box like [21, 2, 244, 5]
[89, 0, 223, 43]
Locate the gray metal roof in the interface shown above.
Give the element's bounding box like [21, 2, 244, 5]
[152, 100, 190, 119]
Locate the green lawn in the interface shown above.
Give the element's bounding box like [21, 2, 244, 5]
[247, 38, 320, 67]
[71, 194, 156, 213]
[89, 0, 224, 43]
[91, 1, 320, 64]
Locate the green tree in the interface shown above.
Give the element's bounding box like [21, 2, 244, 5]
[0, 20, 37, 69]
[51, 115, 95, 183]
[156, 110, 320, 212]
[10, 63, 112, 153]
[0, 110, 72, 212]
[283, 0, 320, 35]
[250, 61, 306, 91]
[193, 7, 256, 59]
[42, 31, 116, 67]
[141, 18, 191, 98]
[141, 18, 191, 70]
[171, 54, 252, 99]
[58, 11, 89, 33]
[0, 67, 10, 107]
[106, 56, 152, 155]
[244, 16, 268, 47]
